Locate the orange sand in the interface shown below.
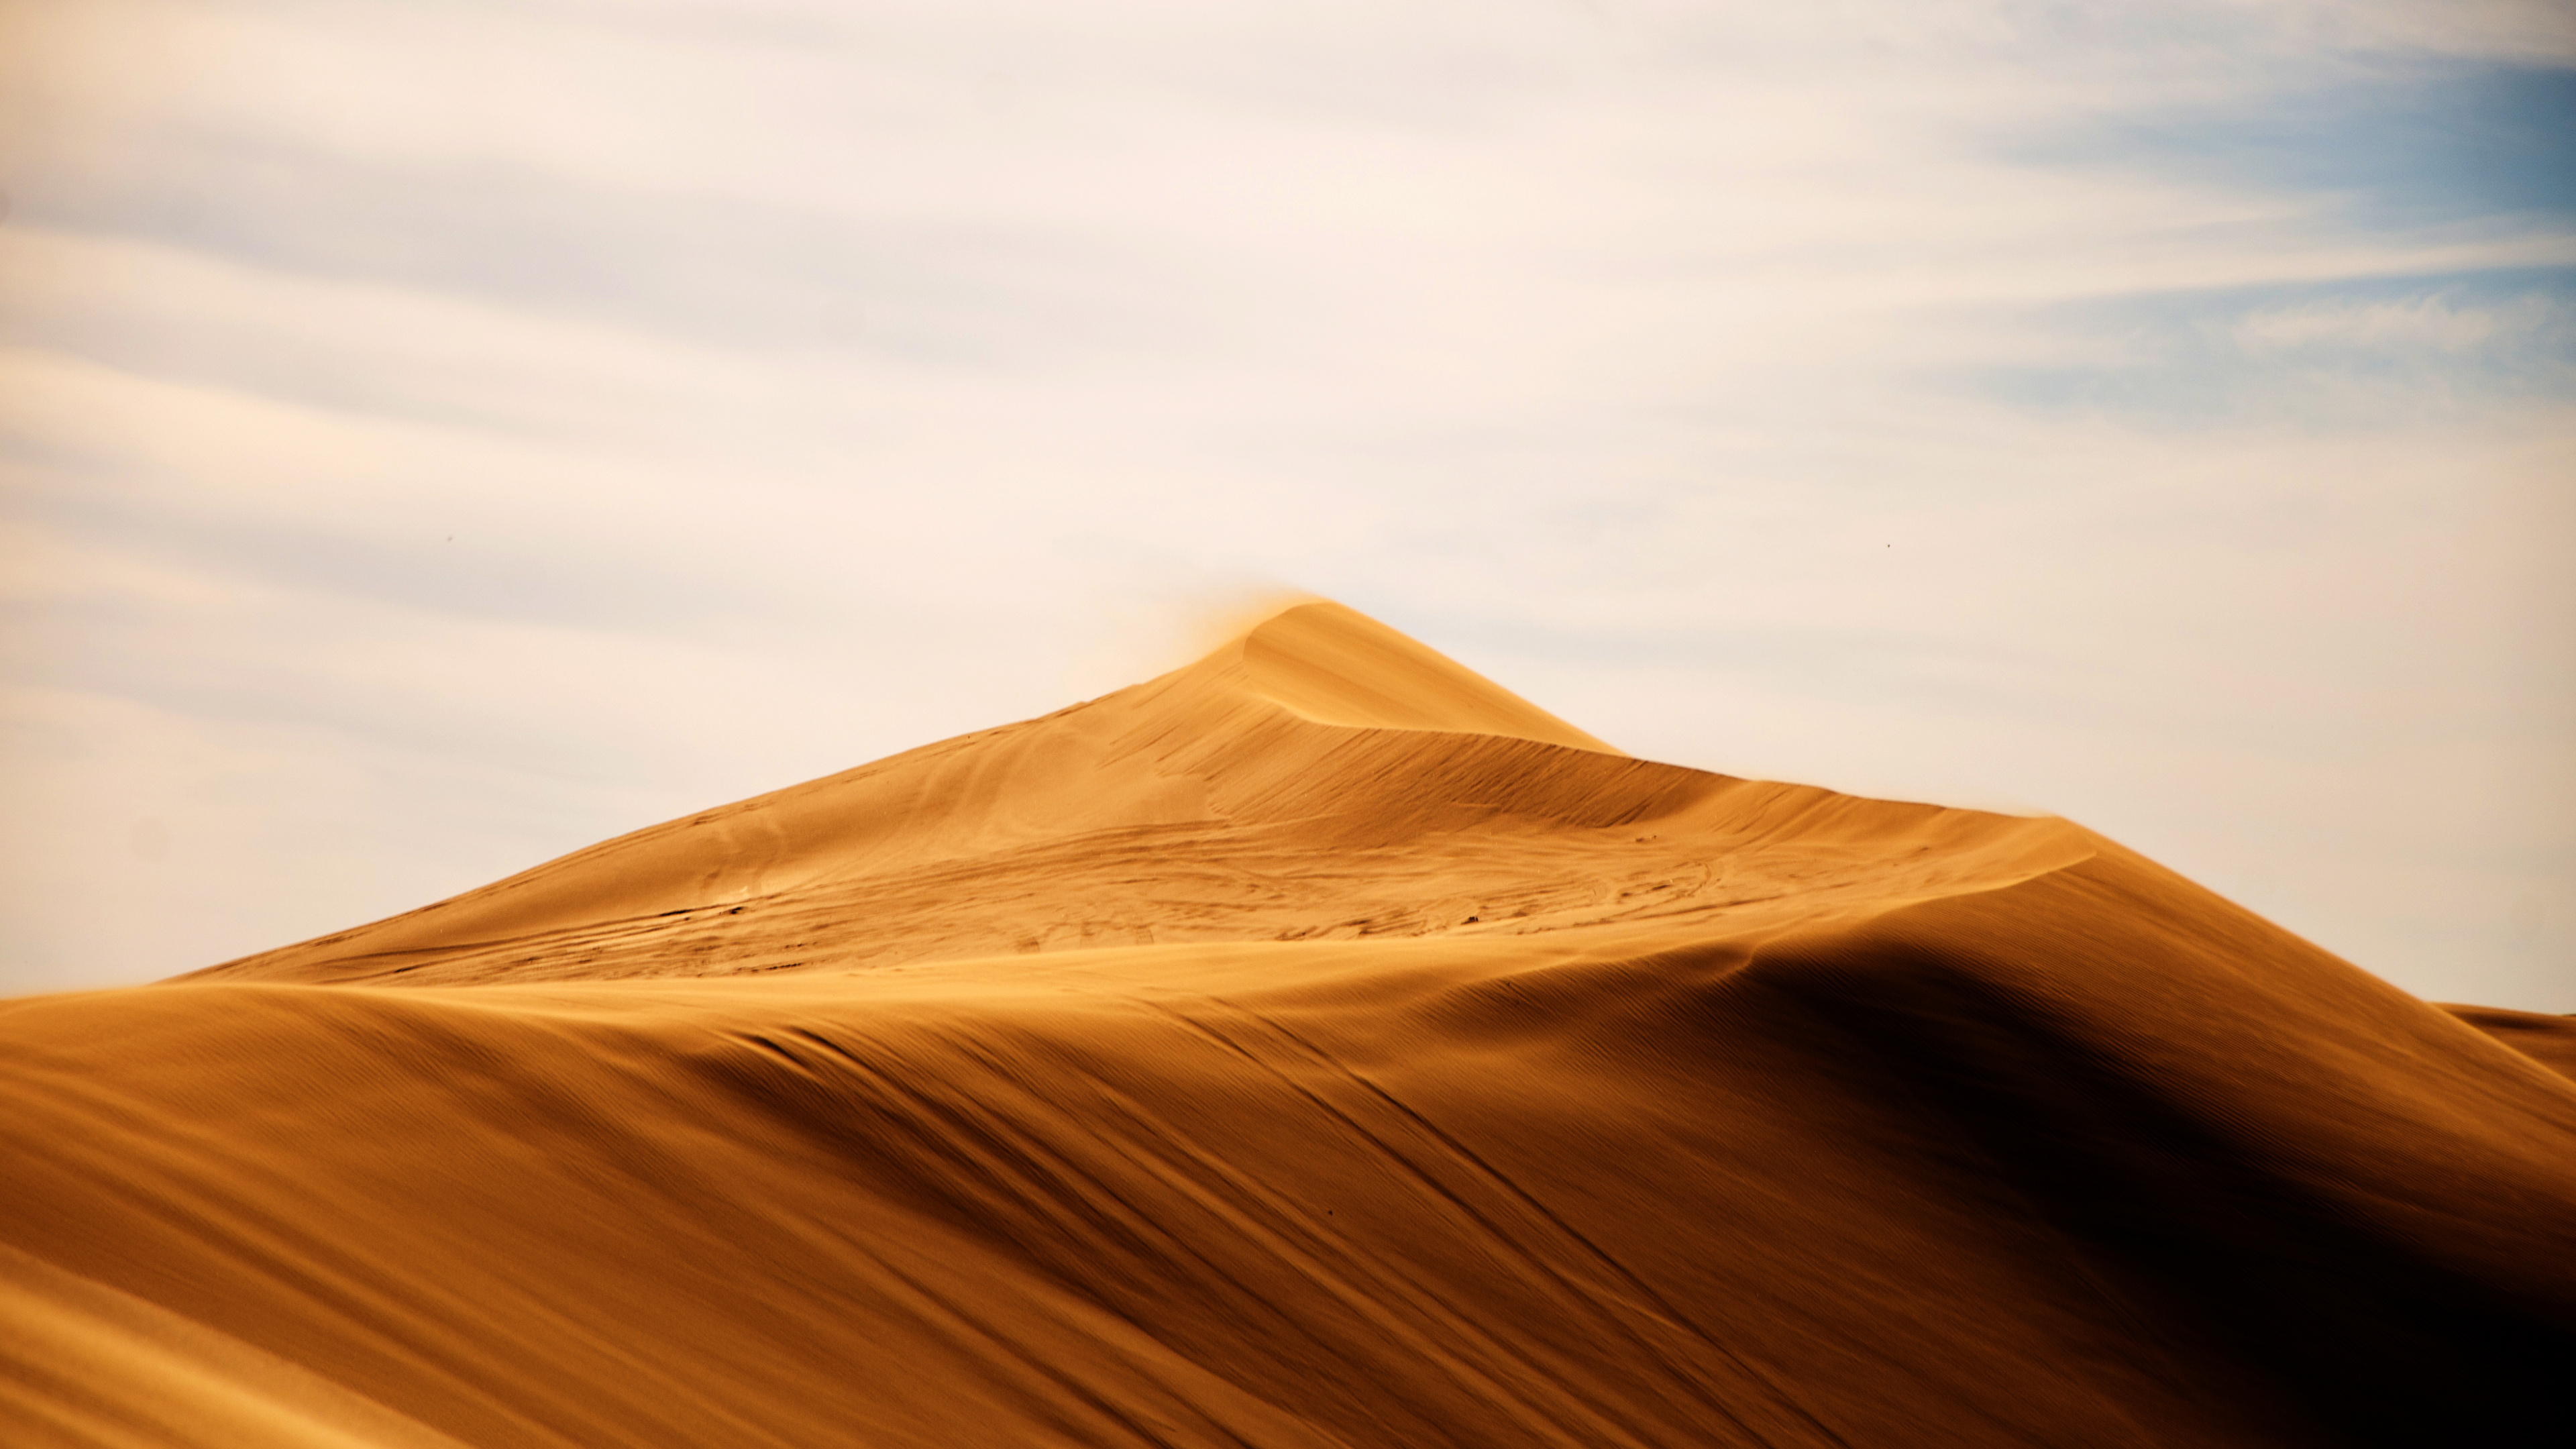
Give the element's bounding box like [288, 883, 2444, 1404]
[5, 601, 2571, 1446]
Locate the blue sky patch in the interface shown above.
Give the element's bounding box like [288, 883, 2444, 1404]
[1972, 266, 2576, 424]
[2027, 60, 2576, 229]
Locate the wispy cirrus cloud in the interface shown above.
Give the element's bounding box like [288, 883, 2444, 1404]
[2231, 288, 2566, 353]
[1970, 267, 2576, 425]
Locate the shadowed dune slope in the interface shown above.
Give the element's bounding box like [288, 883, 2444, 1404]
[6, 601, 2573, 1448]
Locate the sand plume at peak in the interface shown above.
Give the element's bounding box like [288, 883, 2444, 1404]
[5, 600, 2571, 1447]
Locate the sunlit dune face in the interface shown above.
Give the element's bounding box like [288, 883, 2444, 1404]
[182, 602, 2076, 986]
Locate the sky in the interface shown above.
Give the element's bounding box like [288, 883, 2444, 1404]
[1, 0, 2569, 1007]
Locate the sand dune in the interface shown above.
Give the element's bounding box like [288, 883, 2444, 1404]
[5, 602, 2571, 1446]
[180, 602, 2084, 988]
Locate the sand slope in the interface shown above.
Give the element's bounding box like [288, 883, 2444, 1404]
[182, 602, 2086, 988]
[6, 602, 2572, 1446]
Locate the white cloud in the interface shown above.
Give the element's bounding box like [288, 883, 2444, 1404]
[2233, 292, 2560, 353]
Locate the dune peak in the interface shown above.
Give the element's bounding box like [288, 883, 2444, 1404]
[1213, 600, 1622, 755]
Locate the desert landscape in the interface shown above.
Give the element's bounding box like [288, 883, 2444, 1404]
[4, 600, 2571, 1447]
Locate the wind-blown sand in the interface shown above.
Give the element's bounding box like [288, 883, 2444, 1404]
[5, 602, 2571, 1446]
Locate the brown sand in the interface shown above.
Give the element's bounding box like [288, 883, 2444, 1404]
[5, 600, 2571, 1446]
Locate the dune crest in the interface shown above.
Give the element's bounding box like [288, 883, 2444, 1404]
[183, 600, 2075, 988]
[1225, 600, 1621, 751]
[7, 600, 2571, 1447]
